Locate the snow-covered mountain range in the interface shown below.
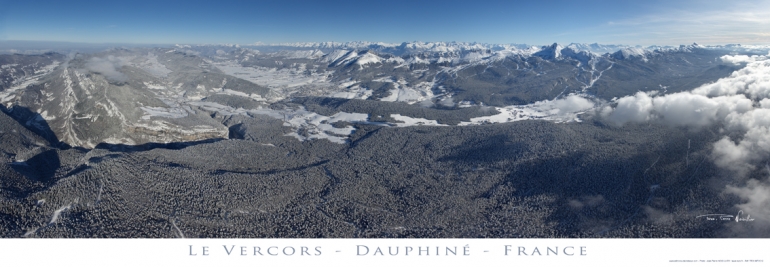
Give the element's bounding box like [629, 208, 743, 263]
[1, 41, 767, 148]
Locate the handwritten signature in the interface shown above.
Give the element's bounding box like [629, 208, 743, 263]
[696, 210, 755, 222]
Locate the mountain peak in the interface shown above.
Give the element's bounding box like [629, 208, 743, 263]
[532, 43, 564, 59]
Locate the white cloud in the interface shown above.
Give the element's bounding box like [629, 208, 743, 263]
[720, 54, 769, 65]
[712, 136, 757, 174]
[693, 59, 770, 99]
[606, 91, 752, 127]
[605, 56, 770, 128]
[418, 99, 435, 108]
[725, 179, 770, 232]
[714, 127, 770, 172]
[606, 91, 653, 125]
[652, 92, 720, 127]
[550, 94, 595, 115]
[85, 56, 128, 82]
[724, 108, 770, 131]
[760, 98, 770, 109]
[438, 96, 455, 107]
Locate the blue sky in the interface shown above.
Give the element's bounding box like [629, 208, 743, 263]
[1, 0, 768, 46]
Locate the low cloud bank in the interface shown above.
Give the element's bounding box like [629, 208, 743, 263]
[85, 56, 129, 82]
[604, 55, 770, 174]
[550, 94, 595, 115]
[605, 91, 752, 127]
[603, 54, 770, 234]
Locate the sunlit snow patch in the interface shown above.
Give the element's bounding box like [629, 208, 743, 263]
[459, 94, 596, 125]
[143, 82, 167, 90]
[390, 114, 447, 127]
[354, 52, 383, 67]
[241, 107, 373, 144]
[331, 85, 373, 99]
[217, 89, 267, 101]
[210, 60, 333, 101]
[281, 110, 369, 144]
[375, 77, 435, 103]
[49, 203, 72, 224]
[139, 106, 188, 120]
